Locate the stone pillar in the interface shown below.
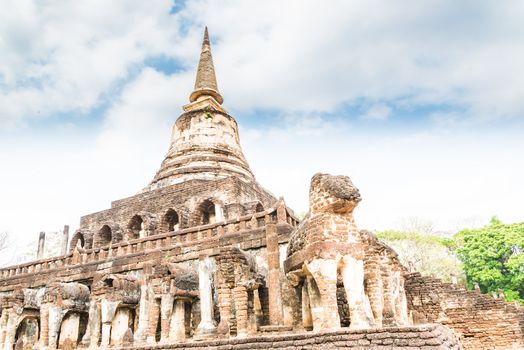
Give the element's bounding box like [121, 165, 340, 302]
[253, 289, 263, 327]
[134, 283, 150, 343]
[0, 309, 8, 348]
[196, 256, 216, 336]
[169, 299, 186, 341]
[342, 255, 373, 329]
[306, 259, 340, 330]
[39, 304, 49, 347]
[82, 300, 100, 348]
[301, 283, 313, 330]
[2, 310, 17, 350]
[215, 203, 224, 222]
[111, 308, 131, 346]
[100, 300, 118, 347]
[265, 223, 283, 325]
[305, 276, 323, 332]
[160, 294, 174, 342]
[37, 231, 46, 259]
[61, 225, 69, 256]
[48, 306, 63, 349]
[146, 299, 160, 343]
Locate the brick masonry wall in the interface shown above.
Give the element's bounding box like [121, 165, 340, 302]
[405, 272, 524, 350]
[0, 219, 293, 292]
[112, 324, 462, 350]
[78, 177, 276, 249]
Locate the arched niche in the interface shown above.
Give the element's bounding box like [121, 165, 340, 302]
[196, 199, 224, 225]
[94, 225, 112, 248]
[162, 209, 180, 232]
[69, 231, 86, 252]
[57, 311, 89, 348]
[127, 215, 144, 240]
[110, 306, 136, 346]
[255, 203, 264, 213]
[14, 315, 40, 349]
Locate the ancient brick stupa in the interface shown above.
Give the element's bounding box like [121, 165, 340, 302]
[0, 28, 522, 350]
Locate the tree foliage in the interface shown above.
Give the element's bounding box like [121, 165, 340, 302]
[455, 217, 524, 304]
[377, 230, 465, 283]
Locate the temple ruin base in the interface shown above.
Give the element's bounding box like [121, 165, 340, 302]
[112, 324, 461, 350]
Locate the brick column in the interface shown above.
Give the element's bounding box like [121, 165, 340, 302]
[265, 222, 283, 325]
[364, 256, 383, 327]
[381, 261, 396, 326]
[147, 299, 160, 343]
[216, 285, 232, 335]
[233, 286, 248, 337]
[39, 304, 49, 347]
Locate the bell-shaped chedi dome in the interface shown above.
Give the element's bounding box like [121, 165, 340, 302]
[146, 28, 255, 191]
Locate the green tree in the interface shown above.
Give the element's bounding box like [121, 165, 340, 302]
[377, 230, 464, 283]
[456, 217, 524, 304]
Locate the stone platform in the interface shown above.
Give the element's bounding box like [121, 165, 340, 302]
[112, 324, 462, 350]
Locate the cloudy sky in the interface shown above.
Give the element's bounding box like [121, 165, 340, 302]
[1, 0, 523, 264]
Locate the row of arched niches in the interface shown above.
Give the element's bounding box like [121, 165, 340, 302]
[70, 199, 265, 252]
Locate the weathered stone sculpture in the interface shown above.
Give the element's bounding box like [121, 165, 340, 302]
[285, 173, 409, 331]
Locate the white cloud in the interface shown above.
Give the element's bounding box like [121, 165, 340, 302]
[183, 0, 524, 121]
[1, 0, 524, 266]
[242, 123, 524, 233]
[363, 104, 392, 120]
[2, 0, 524, 128]
[0, 0, 181, 128]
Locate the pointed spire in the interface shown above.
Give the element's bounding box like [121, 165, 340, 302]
[189, 27, 224, 104]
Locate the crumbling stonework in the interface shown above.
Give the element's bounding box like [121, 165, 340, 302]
[0, 28, 520, 350]
[113, 324, 463, 350]
[285, 173, 409, 331]
[406, 273, 524, 350]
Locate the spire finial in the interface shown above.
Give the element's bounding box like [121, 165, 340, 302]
[189, 27, 223, 104]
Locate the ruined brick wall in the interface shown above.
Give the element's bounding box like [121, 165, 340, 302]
[405, 272, 524, 350]
[113, 324, 461, 350]
[78, 177, 276, 249]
